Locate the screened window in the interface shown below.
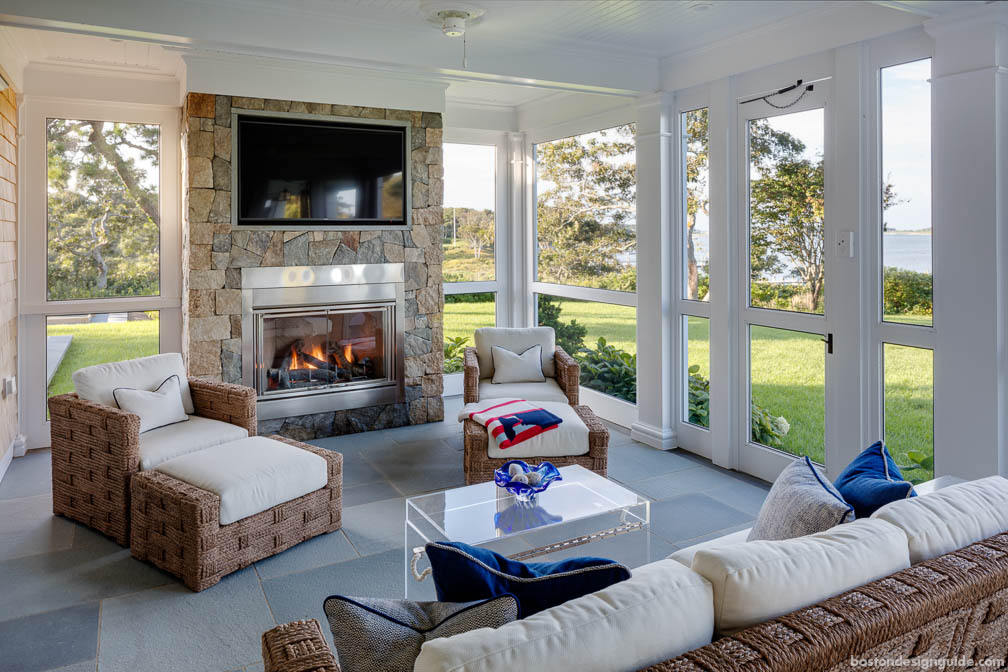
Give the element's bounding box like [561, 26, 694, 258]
[443, 143, 496, 283]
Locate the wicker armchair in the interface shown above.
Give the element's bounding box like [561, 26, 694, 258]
[463, 345, 580, 405]
[48, 377, 257, 546]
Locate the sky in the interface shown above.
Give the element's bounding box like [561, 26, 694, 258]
[443, 143, 496, 210]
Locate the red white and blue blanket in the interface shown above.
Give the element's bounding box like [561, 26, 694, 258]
[461, 398, 564, 450]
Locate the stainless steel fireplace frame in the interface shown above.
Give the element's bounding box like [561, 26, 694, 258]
[241, 264, 405, 421]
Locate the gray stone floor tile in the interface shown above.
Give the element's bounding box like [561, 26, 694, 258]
[649, 493, 754, 543]
[48, 661, 97, 672]
[630, 466, 753, 501]
[337, 454, 386, 488]
[0, 603, 98, 672]
[254, 530, 358, 580]
[607, 444, 698, 484]
[0, 530, 172, 621]
[0, 450, 52, 500]
[97, 567, 273, 672]
[365, 439, 465, 496]
[706, 478, 770, 516]
[341, 497, 407, 556]
[672, 522, 754, 549]
[0, 493, 76, 561]
[342, 480, 401, 507]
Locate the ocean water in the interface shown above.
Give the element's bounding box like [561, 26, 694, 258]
[683, 231, 932, 276]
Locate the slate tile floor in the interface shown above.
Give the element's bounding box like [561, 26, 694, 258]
[0, 395, 769, 672]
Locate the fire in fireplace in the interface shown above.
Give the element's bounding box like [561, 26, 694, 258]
[260, 307, 389, 396]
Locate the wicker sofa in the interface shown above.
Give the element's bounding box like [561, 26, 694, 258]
[49, 369, 256, 546]
[261, 529, 1008, 672]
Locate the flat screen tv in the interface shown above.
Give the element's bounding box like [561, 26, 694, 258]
[236, 114, 408, 226]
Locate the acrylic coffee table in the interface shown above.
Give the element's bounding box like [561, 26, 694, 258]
[404, 464, 650, 600]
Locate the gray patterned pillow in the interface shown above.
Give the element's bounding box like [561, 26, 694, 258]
[322, 594, 518, 672]
[748, 456, 855, 541]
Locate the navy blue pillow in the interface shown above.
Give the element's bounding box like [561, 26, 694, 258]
[834, 441, 916, 518]
[424, 541, 630, 617]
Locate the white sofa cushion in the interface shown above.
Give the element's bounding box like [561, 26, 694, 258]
[491, 345, 546, 384]
[475, 328, 556, 380]
[669, 528, 752, 567]
[871, 475, 1008, 564]
[414, 559, 713, 672]
[478, 379, 569, 405]
[113, 375, 189, 433]
[691, 518, 909, 635]
[73, 353, 194, 414]
[139, 415, 248, 471]
[154, 436, 328, 525]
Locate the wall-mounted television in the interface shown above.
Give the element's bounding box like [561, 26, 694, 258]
[234, 113, 409, 228]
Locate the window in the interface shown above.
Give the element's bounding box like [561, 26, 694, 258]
[881, 59, 932, 326]
[535, 124, 636, 291]
[682, 109, 709, 302]
[443, 292, 496, 373]
[22, 102, 180, 447]
[684, 316, 710, 428]
[536, 294, 636, 403]
[443, 143, 495, 282]
[748, 108, 825, 314]
[47, 119, 161, 300]
[883, 344, 933, 483]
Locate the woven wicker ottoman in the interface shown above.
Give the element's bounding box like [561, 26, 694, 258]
[463, 404, 609, 485]
[130, 435, 342, 591]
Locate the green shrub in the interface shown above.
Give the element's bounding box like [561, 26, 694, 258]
[445, 292, 495, 304]
[443, 336, 469, 373]
[536, 294, 588, 355]
[576, 337, 637, 403]
[688, 366, 790, 448]
[750, 403, 790, 448]
[882, 267, 932, 316]
[687, 364, 709, 427]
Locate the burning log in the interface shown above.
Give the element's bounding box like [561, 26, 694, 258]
[295, 349, 330, 370]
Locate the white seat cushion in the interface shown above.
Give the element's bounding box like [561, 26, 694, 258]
[73, 352, 195, 414]
[478, 378, 570, 404]
[475, 327, 556, 380]
[668, 528, 752, 567]
[414, 559, 713, 672]
[691, 518, 909, 635]
[154, 436, 328, 525]
[139, 415, 248, 470]
[871, 475, 1008, 564]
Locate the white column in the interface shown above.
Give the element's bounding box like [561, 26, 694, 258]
[926, 6, 1008, 478]
[505, 131, 528, 328]
[631, 93, 677, 450]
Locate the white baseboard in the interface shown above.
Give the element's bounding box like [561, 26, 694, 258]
[0, 441, 12, 487]
[443, 372, 464, 398]
[579, 386, 638, 428]
[630, 420, 677, 451]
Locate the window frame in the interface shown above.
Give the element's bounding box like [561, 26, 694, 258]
[441, 130, 509, 392]
[527, 112, 638, 419]
[19, 98, 182, 448]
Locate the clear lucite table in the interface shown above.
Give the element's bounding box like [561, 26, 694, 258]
[404, 465, 650, 600]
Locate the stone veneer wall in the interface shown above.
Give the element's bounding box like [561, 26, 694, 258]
[181, 93, 444, 440]
[0, 81, 16, 461]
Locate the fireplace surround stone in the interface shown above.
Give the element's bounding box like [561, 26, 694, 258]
[181, 92, 444, 440]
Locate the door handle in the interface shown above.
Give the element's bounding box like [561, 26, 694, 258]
[822, 332, 833, 354]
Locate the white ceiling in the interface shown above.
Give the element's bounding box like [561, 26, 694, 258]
[0, 0, 988, 108]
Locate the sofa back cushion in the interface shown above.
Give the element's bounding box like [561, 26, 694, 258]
[73, 353, 194, 414]
[692, 518, 909, 635]
[414, 559, 713, 672]
[748, 456, 854, 541]
[474, 328, 555, 381]
[871, 475, 1008, 564]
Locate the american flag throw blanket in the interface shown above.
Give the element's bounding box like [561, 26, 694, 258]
[461, 398, 564, 450]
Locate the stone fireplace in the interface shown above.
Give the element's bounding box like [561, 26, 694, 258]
[182, 93, 444, 440]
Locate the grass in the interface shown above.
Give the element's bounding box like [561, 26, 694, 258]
[46, 319, 160, 400]
[443, 242, 495, 283]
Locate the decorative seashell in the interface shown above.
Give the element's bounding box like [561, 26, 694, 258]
[510, 473, 530, 484]
[508, 463, 525, 478]
[525, 472, 542, 486]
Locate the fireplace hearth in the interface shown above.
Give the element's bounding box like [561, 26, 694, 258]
[242, 264, 405, 420]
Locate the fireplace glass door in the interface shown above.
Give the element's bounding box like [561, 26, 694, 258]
[257, 304, 391, 397]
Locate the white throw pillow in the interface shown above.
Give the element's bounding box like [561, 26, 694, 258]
[73, 352, 194, 414]
[414, 559, 714, 672]
[871, 475, 1008, 564]
[113, 375, 189, 433]
[691, 518, 909, 635]
[491, 345, 546, 384]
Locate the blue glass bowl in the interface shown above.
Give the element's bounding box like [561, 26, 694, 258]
[494, 502, 563, 533]
[494, 460, 562, 503]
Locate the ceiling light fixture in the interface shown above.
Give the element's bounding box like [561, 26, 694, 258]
[421, 2, 486, 69]
[687, 1, 714, 12]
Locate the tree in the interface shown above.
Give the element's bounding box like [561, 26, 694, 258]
[536, 295, 587, 355]
[683, 109, 708, 300]
[46, 119, 160, 300]
[535, 124, 636, 290]
[456, 208, 494, 259]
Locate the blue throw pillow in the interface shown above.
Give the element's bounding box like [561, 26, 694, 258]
[424, 541, 630, 617]
[834, 441, 916, 518]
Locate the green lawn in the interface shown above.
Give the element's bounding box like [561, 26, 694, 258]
[46, 319, 160, 401]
